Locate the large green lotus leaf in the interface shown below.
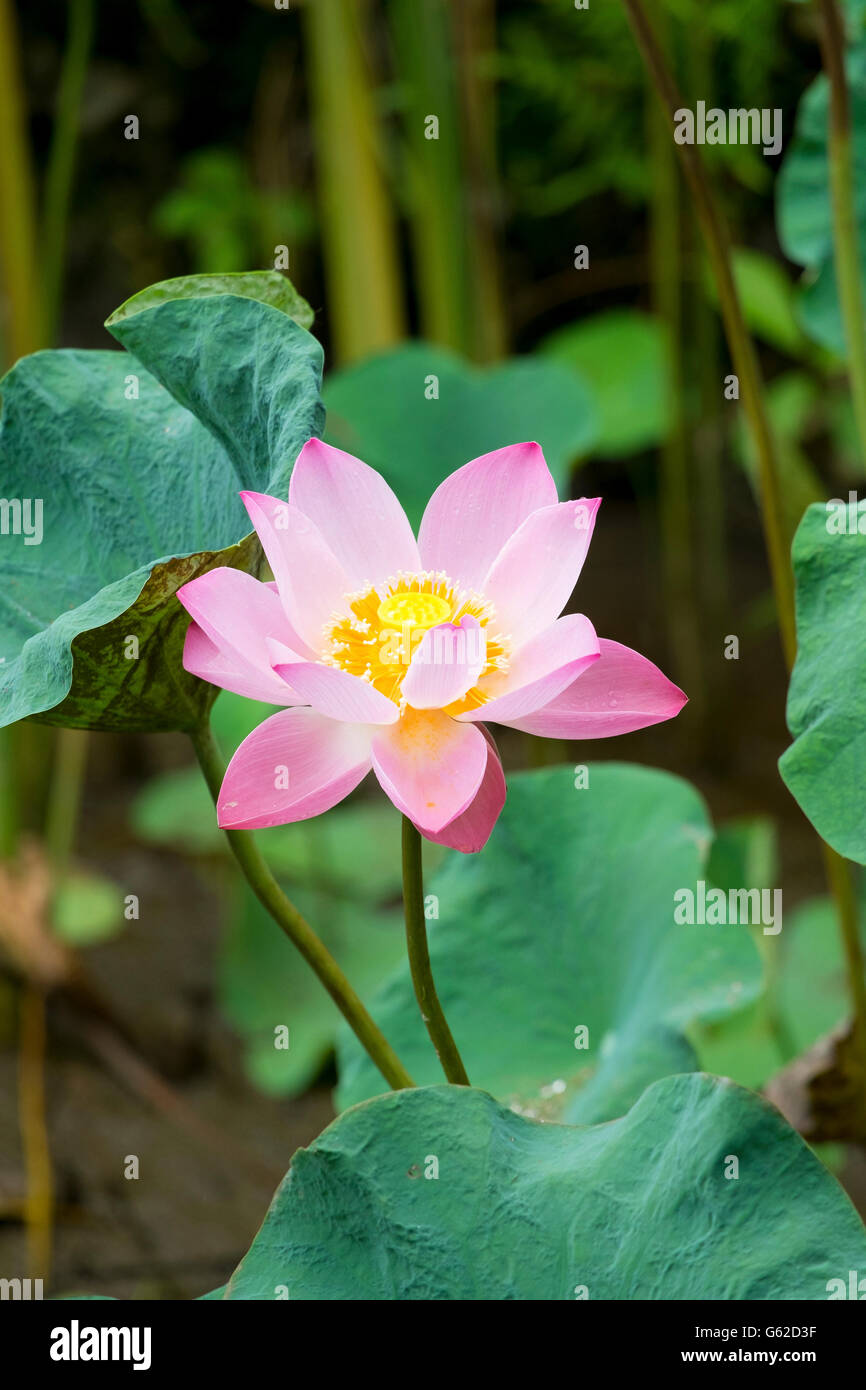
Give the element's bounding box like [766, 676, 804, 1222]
[0, 275, 323, 731]
[106, 270, 314, 330]
[106, 277, 322, 480]
[337, 765, 763, 1122]
[538, 309, 670, 457]
[776, 43, 866, 355]
[779, 505, 866, 862]
[221, 1077, 866, 1300]
[323, 343, 598, 527]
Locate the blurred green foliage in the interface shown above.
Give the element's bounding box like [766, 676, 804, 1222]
[323, 342, 598, 524]
[539, 310, 671, 457]
[153, 148, 314, 275]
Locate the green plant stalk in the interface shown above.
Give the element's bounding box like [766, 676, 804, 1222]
[621, 0, 796, 671]
[401, 816, 469, 1084]
[0, 727, 20, 858]
[816, 0, 866, 465]
[0, 0, 42, 361]
[692, 226, 731, 765]
[647, 32, 704, 724]
[42, 0, 95, 346]
[304, 0, 405, 363]
[44, 728, 89, 893]
[449, 0, 508, 361]
[0, 721, 50, 1291]
[689, 20, 730, 692]
[14, 725, 89, 1290]
[389, 0, 469, 351]
[18, 984, 52, 1283]
[190, 720, 415, 1092]
[622, 0, 866, 1102]
[15, 727, 89, 1289]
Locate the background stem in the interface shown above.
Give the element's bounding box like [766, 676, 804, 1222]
[44, 729, 90, 894]
[304, 0, 405, 363]
[0, 727, 20, 859]
[190, 720, 415, 1093]
[646, 13, 703, 729]
[401, 816, 469, 1085]
[42, 0, 95, 346]
[0, 0, 42, 361]
[450, 0, 507, 361]
[390, 0, 469, 352]
[18, 985, 52, 1284]
[17, 728, 90, 1286]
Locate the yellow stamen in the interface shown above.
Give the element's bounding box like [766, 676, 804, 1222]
[377, 591, 452, 631]
[321, 570, 509, 712]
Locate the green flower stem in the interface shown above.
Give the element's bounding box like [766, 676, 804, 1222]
[816, 0, 866, 464]
[15, 725, 88, 1289]
[18, 983, 52, 1284]
[42, 0, 94, 346]
[190, 720, 415, 1094]
[389, 0, 469, 353]
[401, 816, 470, 1085]
[451, 0, 508, 361]
[0, 727, 20, 859]
[304, 0, 405, 363]
[45, 728, 89, 893]
[647, 22, 704, 728]
[620, 0, 796, 671]
[0, 0, 42, 360]
[622, 0, 866, 1096]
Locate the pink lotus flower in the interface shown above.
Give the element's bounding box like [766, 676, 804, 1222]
[177, 440, 686, 852]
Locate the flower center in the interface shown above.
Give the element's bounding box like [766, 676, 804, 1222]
[321, 570, 509, 713]
[377, 591, 452, 632]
